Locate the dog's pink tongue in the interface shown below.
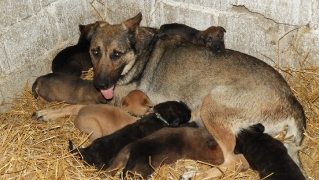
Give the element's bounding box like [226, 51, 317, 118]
[101, 85, 114, 99]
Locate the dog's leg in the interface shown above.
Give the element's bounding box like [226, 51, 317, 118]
[181, 96, 249, 180]
[32, 104, 86, 121]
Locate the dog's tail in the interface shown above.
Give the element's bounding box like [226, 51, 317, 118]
[31, 78, 39, 99]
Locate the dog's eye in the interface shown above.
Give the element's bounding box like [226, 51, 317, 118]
[114, 51, 122, 57]
[218, 35, 223, 39]
[92, 49, 100, 56]
[207, 37, 212, 42]
[111, 50, 123, 60]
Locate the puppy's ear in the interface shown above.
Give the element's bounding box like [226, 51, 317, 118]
[142, 97, 153, 107]
[207, 139, 218, 149]
[251, 123, 265, 133]
[121, 97, 129, 108]
[234, 145, 243, 154]
[221, 27, 226, 33]
[123, 12, 142, 33]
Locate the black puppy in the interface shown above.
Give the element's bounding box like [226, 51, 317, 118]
[106, 126, 224, 178]
[160, 23, 226, 53]
[69, 101, 191, 169]
[234, 123, 305, 180]
[51, 21, 105, 76]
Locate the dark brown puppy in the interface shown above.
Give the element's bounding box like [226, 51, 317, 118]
[160, 23, 226, 53]
[32, 72, 106, 105]
[107, 126, 224, 178]
[69, 101, 191, 170]
[51, 21, 104, 77]
[234, 123, 305, 180]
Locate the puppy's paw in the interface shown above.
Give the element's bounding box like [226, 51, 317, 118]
[180, 171, 197, 180]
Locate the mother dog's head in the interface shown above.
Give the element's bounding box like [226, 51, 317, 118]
[87, 13, 143, 99]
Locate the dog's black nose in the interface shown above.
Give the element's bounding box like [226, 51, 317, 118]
[97, 83, 107, 89]
[94, 80, 108, 89]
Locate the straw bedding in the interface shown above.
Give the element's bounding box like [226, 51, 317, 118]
[1, 37, 318, 180]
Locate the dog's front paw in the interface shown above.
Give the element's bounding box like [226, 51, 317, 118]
[32, 110, 54, 121]
[180, 171, 197, 180]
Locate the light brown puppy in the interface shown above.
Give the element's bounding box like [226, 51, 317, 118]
[74, 90, 152, 141]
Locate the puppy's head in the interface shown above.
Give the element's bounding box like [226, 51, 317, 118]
[69, 139, 106, 169]
[199, 26, 226, 53]
[121, 90, 153, 116]
[234, 123, 265, 154]
[69, 140, 95, 165]
[153, 101, 191, 127]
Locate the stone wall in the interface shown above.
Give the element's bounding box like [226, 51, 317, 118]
[0, 0, 107, 112]
[0, 0, 318, 112]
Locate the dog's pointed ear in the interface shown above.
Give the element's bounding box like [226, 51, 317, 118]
[87, 21, 109, 42]
[79, 25, 85, 33]
[123, 12, 142, 33]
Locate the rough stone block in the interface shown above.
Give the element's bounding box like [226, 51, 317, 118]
[0, 55, 52, 112]
[105, 0, 152, 26]
[46, 0, 93, 41]
[0, 0, 42, 27]
[3, 11, 59, 75]
[176, 0, 235, 11]
[235, 0, 313, 26]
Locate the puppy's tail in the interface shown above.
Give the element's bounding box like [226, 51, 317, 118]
[68, 140, 78, 154]
[123, 153, 137, 176]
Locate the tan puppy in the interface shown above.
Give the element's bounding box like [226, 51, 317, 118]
[74, 90, 152, 141]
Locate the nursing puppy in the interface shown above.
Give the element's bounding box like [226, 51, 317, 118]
[51, 21, 104, 76]
[32, 72, 106, 105]
[160, 23, 226, 53]
[74, 90, 152, 141]
[107, 127, 224, 178]
[234, 123, 305, 180]
[69, 101, 191, 169]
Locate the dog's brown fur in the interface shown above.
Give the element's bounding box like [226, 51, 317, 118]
[51, 21, 104, 77]
[160, 23, 226, 53]
[34, 13, 306, 179]
[74, 90, 152, 141]
[32, 72, 106, 105]
[107, 127, 224, 178]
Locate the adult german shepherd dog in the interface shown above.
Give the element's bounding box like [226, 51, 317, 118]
[35, 13, 306, 179]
